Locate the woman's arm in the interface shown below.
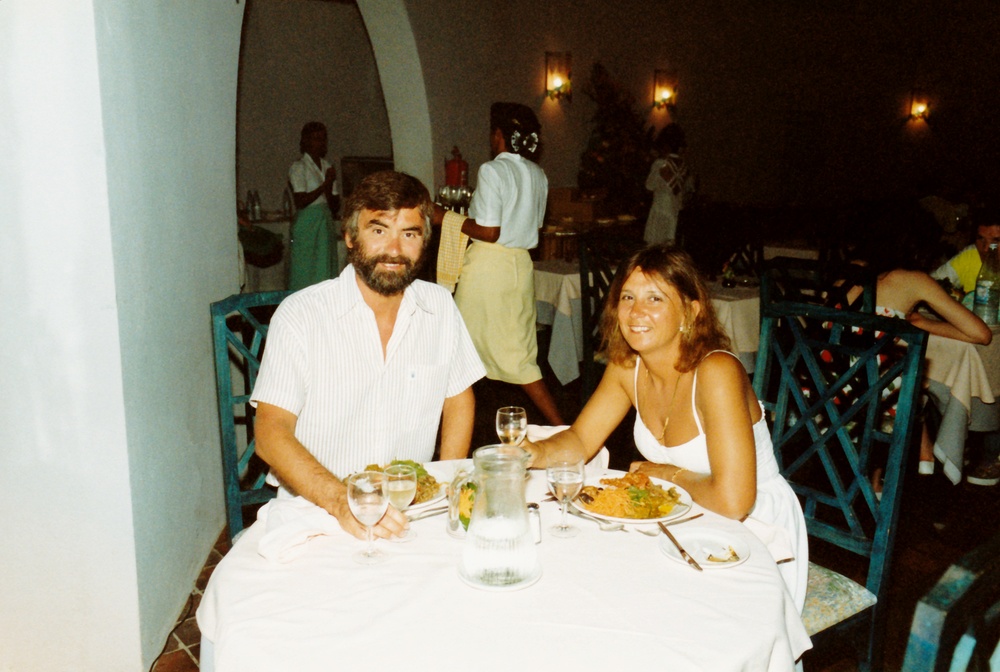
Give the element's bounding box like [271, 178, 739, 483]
[900, 271, 992, 344]
[523, 363, 633, 468]
[430, 204, 500, 243]
[292, 166, 337, 211]
[632, 354, 757, 519]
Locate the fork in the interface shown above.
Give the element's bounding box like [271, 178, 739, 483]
[569, 508, 626, 532]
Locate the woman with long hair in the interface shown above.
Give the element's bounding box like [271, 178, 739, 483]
[524, 244, 807, 610]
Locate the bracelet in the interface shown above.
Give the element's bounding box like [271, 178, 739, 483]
[672, 467, 686, 482]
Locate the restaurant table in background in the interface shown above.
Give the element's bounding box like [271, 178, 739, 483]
[925, 327, 1000, 484]
[533, 261, 761, 385]
[762, 240, 819, 261]
[708, 280, 761, 374]
[197, 463, 811, 672]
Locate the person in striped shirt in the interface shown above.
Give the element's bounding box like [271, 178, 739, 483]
[252, 171, 486, 540]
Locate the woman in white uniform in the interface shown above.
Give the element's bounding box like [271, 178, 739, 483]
[287, 121, 339, 290]
[643, 124, 693, 245]
[452, 102, 564, 426]
[523, 244, 808, 611]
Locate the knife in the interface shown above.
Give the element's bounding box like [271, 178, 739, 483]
[658, 521, 703, 571]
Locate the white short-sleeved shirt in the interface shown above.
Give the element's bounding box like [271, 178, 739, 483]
[251, 266, 486, 485]
[288, 153, 338, 207]
[469, 152, 547, 250]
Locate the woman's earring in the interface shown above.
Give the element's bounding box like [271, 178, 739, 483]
[679, 324, 688, 334]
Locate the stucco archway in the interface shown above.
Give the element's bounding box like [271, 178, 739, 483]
[355, 0, 434, 189]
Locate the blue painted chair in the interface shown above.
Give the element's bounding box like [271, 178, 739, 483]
[211, 290, 292, 541]
[753, 300, 929, 671]
[903, 531, 1000, 671]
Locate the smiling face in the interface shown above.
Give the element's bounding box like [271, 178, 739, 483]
[346, 206, 426, 296]
[616, 269, 699, 358]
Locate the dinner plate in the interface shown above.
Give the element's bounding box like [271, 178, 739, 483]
[658, 526, 750, 569]
[571, 478, 693, 524]
[410, 461, 466, 510]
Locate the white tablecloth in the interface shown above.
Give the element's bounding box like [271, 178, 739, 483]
[197, 465, 810, 672]
[925, 328, 1000, 483]
[534, 261, 760, 384]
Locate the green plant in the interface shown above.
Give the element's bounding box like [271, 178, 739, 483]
[577, 63, 655, 215]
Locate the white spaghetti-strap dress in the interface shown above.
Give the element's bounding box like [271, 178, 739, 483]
[632, 353, 808, 612]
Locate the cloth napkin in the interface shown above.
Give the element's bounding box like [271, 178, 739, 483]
[743, 515, 796, 565]
[526, 424, 609, 479]
[436, 210, 469, 293]
[256, 497, 341, 563]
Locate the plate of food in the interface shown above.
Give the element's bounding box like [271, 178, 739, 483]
[365, 460, 447, 510]
[658, 526, 750, 569]
[571, 472, 692, 524]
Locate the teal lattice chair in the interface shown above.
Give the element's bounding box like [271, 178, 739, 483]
[211, 290, 292, 541]
[752, 300, 928, 671]
[903, 530, 1000, 671]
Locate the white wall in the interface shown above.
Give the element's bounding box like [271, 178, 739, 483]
[0, 1, 244, 669]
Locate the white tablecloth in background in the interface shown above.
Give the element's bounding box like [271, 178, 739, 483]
[534, 261, 761, 384]
[925, 329, 1000, 483]
[197, 464, 810, 672]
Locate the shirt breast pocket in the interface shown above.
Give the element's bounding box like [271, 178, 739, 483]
[400, 364, 449, 417]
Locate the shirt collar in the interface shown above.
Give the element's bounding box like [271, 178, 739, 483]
[329, 264, 434, 318]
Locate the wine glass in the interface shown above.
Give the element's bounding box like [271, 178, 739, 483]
[546, 459, 585, 538]
[347, 471, 389, 564]
[384, 463, 418, 542]
[496, 406, 528, 447]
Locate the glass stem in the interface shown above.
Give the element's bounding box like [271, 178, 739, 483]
[366, 525, 374, 556]
[560, 500, 568, 528]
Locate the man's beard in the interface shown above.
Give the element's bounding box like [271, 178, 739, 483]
[348, 243, 425, 296]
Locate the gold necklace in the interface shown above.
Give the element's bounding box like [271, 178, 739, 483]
[644, 362, 681, 443]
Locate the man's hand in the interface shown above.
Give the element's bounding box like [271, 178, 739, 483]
[327, 494, 409, 540]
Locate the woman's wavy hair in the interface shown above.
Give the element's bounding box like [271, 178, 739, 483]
[600, 244, 731, 372]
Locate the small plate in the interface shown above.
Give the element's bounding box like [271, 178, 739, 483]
[572, 478, 692, 524]
[658, 526, 750, 569]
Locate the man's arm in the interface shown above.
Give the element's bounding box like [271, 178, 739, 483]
[254, 402, 407, 539]
[438, 387, 475, 460]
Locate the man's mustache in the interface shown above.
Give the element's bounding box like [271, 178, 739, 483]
[372, 255, 412, 268]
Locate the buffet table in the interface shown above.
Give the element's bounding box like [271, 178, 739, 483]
[197, 463, 810, 672]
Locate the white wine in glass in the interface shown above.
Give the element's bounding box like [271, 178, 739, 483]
[496, 406, 528, 446]
[384, 463, 417, 542]
[347, 471, 389, 564]
[546, 460, 585, 538]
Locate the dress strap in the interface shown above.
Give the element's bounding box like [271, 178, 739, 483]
[690, 350, 740, 436]
[633, 358, 641, 410]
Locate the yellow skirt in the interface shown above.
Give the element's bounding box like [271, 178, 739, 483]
[454, 242, 541, 384]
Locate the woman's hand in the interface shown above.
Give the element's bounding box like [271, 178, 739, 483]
[521, 439, 542, 469]
[630, 460, 677, 481]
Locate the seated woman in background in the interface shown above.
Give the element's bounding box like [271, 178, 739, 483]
[843, 225, 992, 475]
[523, 244, 808, 611]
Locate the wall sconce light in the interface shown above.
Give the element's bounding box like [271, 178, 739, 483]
[545, 52, 572, 101]
[653, 69, 678, 110]
[909, 90, 929, 120]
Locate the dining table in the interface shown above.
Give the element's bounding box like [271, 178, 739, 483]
[533, 260, 761, 385]
[197, 460, 811, 672]
[924, 326, 1000, 484]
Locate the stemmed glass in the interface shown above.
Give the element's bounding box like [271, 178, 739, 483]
[496, 406, 528, 447]
[347, 471, 389, 564]
[384, 463, 418, 542]
[546, 459, 585, 538]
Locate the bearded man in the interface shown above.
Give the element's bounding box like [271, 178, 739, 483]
[252, 171, 485, 539]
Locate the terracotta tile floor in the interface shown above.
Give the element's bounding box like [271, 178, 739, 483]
[150, 534, 230, 672]
[158, 361, 999, 671]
